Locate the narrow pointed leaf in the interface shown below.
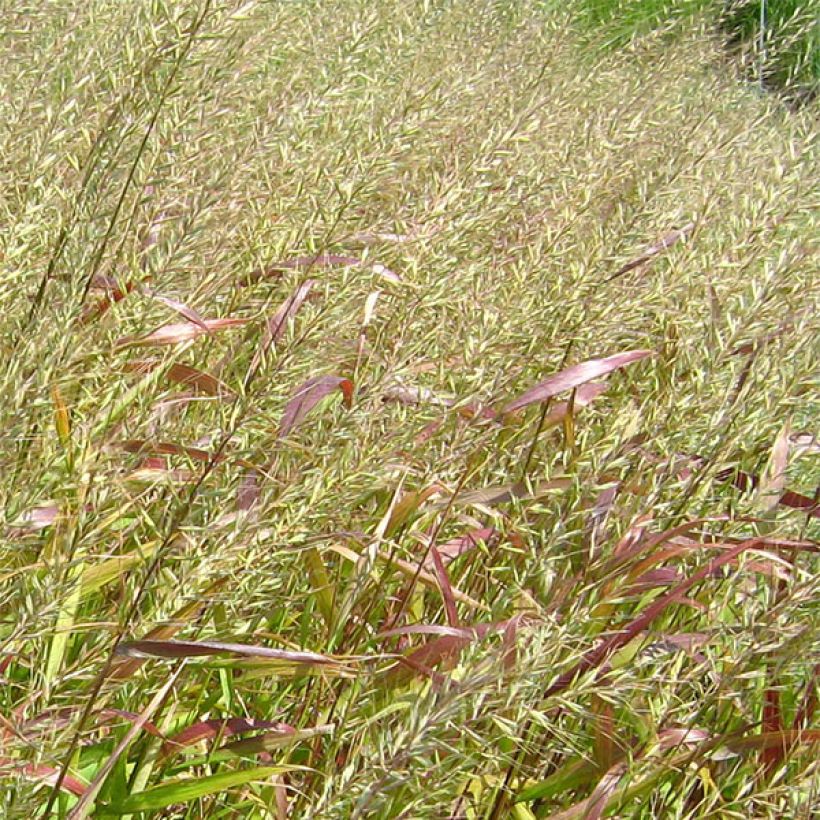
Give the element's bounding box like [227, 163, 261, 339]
[426, 527, 497, 568]
[610, 222, 695, 279]
[116, 639, 341, 667]
[124, 360, 235, 397]
[161, 718, 293, 760]
[109, 579, 228, 679]
[116, 317, 248, 348]
[147, 291, 209, 330]
[102, 765, 294, 814]
[504, 351, 652, 413]
[278, 375, 353, 438]
[0, 759, 87, 797]
[266, 280, 316, 344]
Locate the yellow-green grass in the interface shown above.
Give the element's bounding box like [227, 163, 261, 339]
[0, 1, 817, 817]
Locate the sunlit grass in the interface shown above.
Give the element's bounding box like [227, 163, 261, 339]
[0, 1, 817, 817]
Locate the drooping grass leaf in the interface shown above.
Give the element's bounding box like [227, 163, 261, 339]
[0, 758, 87, 797]
[116, 639, 348, 671]
[545, 539, 762, 698]
[503, 351, 653, 413]
[161, 718, 294, 760]
[146, 290, 209, 330]
[426, 527, 497, 568]
[124, 360, 235, 397]
[116, 317, 248, 348]
[610, 222, 695, 279]
[278, 375, 353, 438]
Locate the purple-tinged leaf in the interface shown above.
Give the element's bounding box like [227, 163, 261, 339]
[544, 539, 762, 698]
[236, 471, 260, 512]
[429, 545, 459, 627]
[116, 639, 342, 667]
[146, 290, 209, 330]
[116, 317, 248, 349]
[12, 504, 59, 531]
[124, 360, 235, 397]
[425, 527, 497, 568]
[266, 280, 315, 344]
[80, 278, 140, 324]
[118, 440, 213, 463]
[0, 758, 87, 797]
[278, 375, 353, 438]
[109, 582, 228, 680]
[503, 351, 652, 413]
[610, 222, 695, 279]
[161, 718, 292, 760]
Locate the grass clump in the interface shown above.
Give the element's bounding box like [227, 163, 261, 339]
[0, 1, 818, 817]
[574, 0, 819, 103]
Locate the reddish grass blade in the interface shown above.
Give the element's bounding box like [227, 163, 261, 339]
[116, 639, 341, 667]
[118, 441, 257, 475]
[725, 729, 820, 753]
[116, 317, 248, 348]
[124, 360, 235, 396]
[625, 567, 683, 594]
[544, 540, 761, 698]
[415, 420, 443, 443]
[161, 718, 292, 760]
[118, 440, 213, 463]
[236, 471, 260, 511]
[0, 758, 87, 797]
[684, 455, 820, 518]
[547, 762, 626, 820]
[793, 665, 819, 731]
[80, 277, 139, 324]
[267, 280, 316, 343]
[146, 291, 208, 330]
[12, 504, 59, 532]
[385, 485, 444, 536]
[22, 707, 164, 739]
[610, 222, 695, 279]
[429, 546, 459, 627]
[278, 375, 353, 438]
[760, 679, 784, 775]
[503, 351, 652, 413]
[249, 280, 316, 373]
[541, 382, 609, 427]
[426, 527, 497, 568]
[109, 580, 228, 679]
[384, 621, 518, 684]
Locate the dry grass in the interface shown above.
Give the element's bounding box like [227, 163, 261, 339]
[0, 1, 818, 817]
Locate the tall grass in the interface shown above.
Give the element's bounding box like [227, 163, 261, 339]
[0, 1, 818, 817]
[575, 0, 819, 103]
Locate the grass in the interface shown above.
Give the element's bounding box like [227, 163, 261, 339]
[575, 0, 819, 103]
[0, 0, 818, 817]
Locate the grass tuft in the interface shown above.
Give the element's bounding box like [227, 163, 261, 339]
[0, 1, 817, 817]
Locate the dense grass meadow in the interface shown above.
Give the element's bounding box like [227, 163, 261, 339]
[1, 1, 818, 817]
